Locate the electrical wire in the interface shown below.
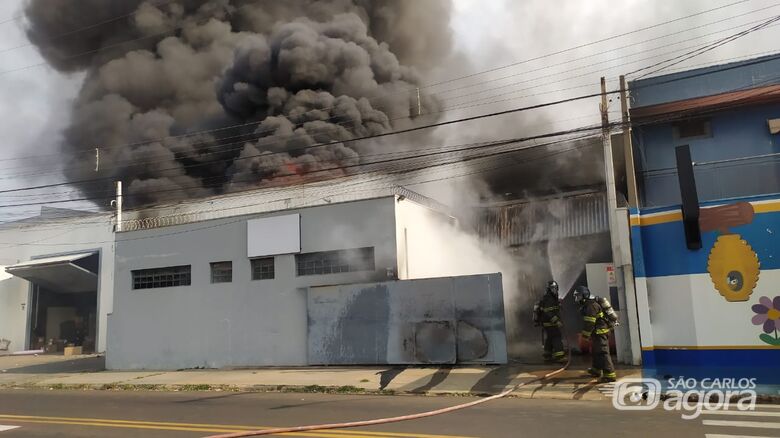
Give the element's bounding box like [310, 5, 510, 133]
[628, 14, 780, 78]
[0, 0, 767, 166]
[0, 135, 597, 247]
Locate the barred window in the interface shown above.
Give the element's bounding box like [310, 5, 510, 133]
[210, 261, 233, 284]
[295, 247, 375, 276]
[132, 266, 191, 290]
[251, 257, 275, 280]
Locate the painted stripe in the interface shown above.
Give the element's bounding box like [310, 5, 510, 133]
[0, 426, 19, 432]
[633, 213, 780, 277]
[706, 434, 779, 438]
[630, 199, 780, 227]
[643, 346, 780, 351]
[702, 420, 780, 429]
[701, 411, 780, 417]
[0, 414, 470, 438]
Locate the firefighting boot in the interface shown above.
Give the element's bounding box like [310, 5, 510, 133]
[600, 371, 617, 383]
[585, 368, 602, 378]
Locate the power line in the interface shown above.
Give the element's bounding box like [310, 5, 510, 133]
[0, 136, 597, 247]
[0, 126, 607, 209]
[0, 0, 768, 168]
[628, 14, 780, 78]
[2, 45, 779, 205]
[5, 21, 775, 187]
[420, 0, 755, 89]
[0, 92, 615, 196]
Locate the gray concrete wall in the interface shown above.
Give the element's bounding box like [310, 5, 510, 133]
[0, 216, 114, 353]
[307, 274, 507, 365]
[107, 197, 399, 370]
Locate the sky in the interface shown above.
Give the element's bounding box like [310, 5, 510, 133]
[0, 0, 779, 219]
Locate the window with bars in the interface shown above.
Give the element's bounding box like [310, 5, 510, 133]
[295, 247, 375, 276]
[210, 261, 233, 284]
[132, 265, 191, 290]
[251, 257, 275, 280]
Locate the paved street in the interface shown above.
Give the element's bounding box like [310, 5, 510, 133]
[0, 390, 778, 437]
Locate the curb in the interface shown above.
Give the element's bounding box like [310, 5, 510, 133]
[0, 381, 610, 401]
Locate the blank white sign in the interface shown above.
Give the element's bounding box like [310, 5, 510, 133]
[247, 214, 301, 257]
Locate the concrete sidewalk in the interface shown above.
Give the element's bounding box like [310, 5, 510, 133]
[0, 354, 640, 401]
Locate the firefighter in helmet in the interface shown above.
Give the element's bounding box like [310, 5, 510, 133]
[573, 285, 619, 383]
[533, 280, 566, 363]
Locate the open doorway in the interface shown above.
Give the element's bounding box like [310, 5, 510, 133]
[5, 252, 99, 354]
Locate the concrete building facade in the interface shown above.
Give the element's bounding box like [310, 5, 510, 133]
[628, 54, 780, 386]
[0, 208, 115, 355]
[106, 185, 508, 370]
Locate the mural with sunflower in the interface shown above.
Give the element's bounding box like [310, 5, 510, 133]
[752, 296, 780, 346]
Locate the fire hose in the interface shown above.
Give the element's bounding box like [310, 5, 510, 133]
[206, 331, 572, 438]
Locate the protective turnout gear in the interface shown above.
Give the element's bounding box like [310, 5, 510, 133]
[546, 280, 559, 297]
[573, 285, 591, 305]
[536, 281, 566, 362]
[532, 303, 542, 327]
[577, 286, 617, 383]
[596, 296, 619, 329]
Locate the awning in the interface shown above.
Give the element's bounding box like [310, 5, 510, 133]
[5, 252, 98, 293]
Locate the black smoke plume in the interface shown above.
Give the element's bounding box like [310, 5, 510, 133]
[24, 0, 453, 205]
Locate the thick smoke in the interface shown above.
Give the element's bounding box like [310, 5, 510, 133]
[24, 0, 452, 205]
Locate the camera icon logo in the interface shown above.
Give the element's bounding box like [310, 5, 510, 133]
[610, 378, 661, 411]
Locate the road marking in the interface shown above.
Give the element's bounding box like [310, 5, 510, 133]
[706, 435, 780, 438]
[0, 426, 19, 432]
[701, 411, 780, 417]
[0, 414, 472, 438]
[702, 420, 780, 429]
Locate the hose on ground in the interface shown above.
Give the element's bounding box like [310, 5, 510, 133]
[205, 342, 572, 437]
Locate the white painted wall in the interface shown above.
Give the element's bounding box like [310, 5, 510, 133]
[0, 215, 114, 353]
[107, 197, 400, 369]
[645, 269, 780, 347]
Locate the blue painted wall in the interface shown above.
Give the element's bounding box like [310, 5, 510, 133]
[630, 55, 780, 207]
[634, 103, 780, 206]
[630, 54, 780, 107]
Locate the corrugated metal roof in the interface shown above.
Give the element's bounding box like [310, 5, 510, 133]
[119, 179, 449, 232]
[476, 192, 609, 245]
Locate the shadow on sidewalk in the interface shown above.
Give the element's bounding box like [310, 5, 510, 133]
[1, 356, 105, 374]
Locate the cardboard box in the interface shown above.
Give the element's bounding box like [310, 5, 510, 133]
[63, 346, 83, 356]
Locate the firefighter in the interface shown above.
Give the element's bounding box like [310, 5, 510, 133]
[533, 280, 566, 363]
[573, 285, 619, 383]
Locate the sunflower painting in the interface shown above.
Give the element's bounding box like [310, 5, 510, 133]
[751, 296, 780, 347]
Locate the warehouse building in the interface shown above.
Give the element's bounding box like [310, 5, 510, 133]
[0, 207, 115, 355]
[106, 182, 508, 370]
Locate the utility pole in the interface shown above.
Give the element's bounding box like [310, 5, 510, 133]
[115, 181, 123, 233]
[600, 78, 641, 365]
[416, 87, 422, 116]
[620, 76, 639, 208]
[600, 77, 620, 271]
[618, 75, 643, 365]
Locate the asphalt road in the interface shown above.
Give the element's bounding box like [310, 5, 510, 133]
[0, 390, 778, 437]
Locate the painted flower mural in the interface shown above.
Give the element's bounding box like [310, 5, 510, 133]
[752, 296, 780, 346]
